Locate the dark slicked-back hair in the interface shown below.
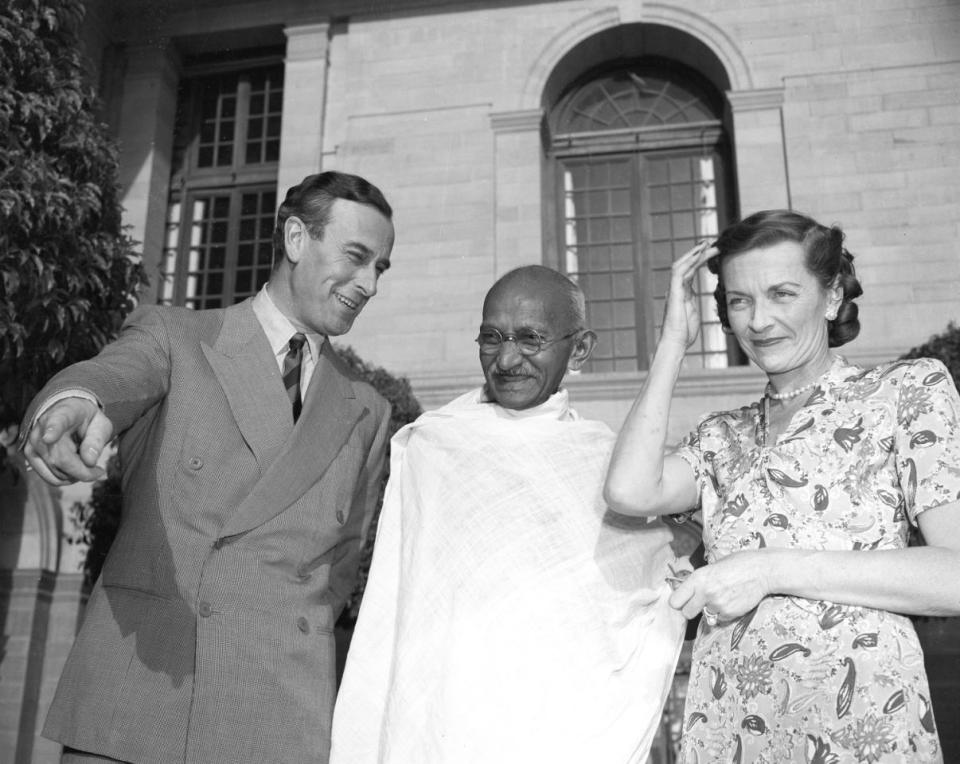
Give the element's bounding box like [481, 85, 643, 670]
[707, 209, 863, 348]
[272, 171, 393, 264]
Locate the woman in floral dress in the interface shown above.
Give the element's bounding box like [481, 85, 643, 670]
[604, 210, 960, 763]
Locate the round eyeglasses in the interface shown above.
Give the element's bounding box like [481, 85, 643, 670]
[475, 327, 581, 356]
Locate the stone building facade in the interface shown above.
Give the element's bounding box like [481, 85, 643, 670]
[2, 0, 959, 761]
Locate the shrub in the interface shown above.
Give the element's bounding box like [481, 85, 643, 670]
[332, 345, 423, 623]
[899, 321, 960, 389]
[899, 322, 960, 553]
[0, 0, 146, 465]
[68, 454, 122, 586]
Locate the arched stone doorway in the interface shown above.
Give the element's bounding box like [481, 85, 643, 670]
[1, 447, 87, 763]
[539, 23, 743, 373]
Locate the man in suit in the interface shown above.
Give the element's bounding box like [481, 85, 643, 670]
[20, 171, 395, 763]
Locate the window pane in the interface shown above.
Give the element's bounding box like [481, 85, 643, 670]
[168, 186, 273, 308]
[208, 246, 226, 270]
[218, 119, 234, 143]
[590, 274, 612, 300]
[232, 189, 278, 302]
[237, 243, 254, 267]
[649, 185, 671, 213]
[196, 73, 240, 170]
[561, 157, 641, 371]
[612, 277, 635, 300]
[244, 66, 284, 168]
[611, 217, 632, 242]
[220, 94, 236, 119]
[267, 115, 281, 138]
[159, 200, 182, 306]
[181, 194, 231, 308]
[651, 214, 672, 241]
[235, 270, 252, 294]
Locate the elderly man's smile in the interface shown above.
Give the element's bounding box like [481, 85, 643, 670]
[494, 373, 534, 386]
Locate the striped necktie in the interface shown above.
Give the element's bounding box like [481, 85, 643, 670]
[283, 333, 307, 422]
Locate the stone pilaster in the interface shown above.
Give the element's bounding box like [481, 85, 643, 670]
[116, 41, 181, 301]
[726, 88, 790, 213]
[277, 23, 331, 195]
[490, 108, 544, 276]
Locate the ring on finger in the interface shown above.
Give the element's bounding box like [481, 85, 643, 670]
[702, 607, 719, 626]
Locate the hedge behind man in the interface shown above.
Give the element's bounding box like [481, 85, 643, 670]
[331, 265, 687, 764]
[20, 171, 395, 763]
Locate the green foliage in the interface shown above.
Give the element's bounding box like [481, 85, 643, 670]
[333, 345, 423, 623]
[900, 321, 960, 389]
[0, 0, 147, 435]
[68, 454, 122, 586]
[70, 344, 424, 612]
[334, 344, 424, 442]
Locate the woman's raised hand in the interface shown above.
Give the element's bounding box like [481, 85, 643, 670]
[660, 240, 717, 350]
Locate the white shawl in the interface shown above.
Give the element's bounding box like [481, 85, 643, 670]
[331, 389, 686, 764]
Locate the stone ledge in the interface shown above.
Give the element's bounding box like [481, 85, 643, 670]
[407, 346, 907, 409]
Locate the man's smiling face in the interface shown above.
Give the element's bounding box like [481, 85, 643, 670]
[287, 198, 394, 336]
[479, 278, 579, 410]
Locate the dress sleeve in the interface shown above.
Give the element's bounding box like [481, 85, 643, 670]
[895, 358, 960, 523]
[672, 423, 707, 512]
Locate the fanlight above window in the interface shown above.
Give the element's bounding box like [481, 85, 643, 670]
[554, 70, 720, 135]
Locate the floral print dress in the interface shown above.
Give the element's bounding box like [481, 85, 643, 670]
[674, 357, 960, 763]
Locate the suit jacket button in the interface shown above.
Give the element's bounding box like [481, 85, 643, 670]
[198, 601, 212, 618]
[188, 456, 203, 470]
[296, 616, 310, 634]
[335, 510, 346, 524]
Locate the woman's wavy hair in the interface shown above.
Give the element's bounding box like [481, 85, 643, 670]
[707, 210, 863, 348]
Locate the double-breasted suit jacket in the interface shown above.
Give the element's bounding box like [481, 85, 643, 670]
[24, 298, 390, 763]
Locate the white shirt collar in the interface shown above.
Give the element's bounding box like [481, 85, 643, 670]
[251, 285, 324, 361]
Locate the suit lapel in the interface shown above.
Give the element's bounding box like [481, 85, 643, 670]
[202, 300, 292, 473]
[218, 340, 365, 539]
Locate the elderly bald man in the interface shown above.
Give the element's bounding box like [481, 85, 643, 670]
[331, 265, 687, 764]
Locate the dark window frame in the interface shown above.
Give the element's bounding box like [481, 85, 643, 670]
[544, 59, 743, 372]
[160, 57, 284, 308]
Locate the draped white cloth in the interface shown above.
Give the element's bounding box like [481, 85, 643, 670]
[331, 389, 686, 764]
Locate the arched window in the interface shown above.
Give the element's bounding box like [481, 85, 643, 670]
[548, 59, 744, 372]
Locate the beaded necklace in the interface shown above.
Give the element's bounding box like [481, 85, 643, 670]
[758, 361, 835, 447]
[765, 379, 820, 401]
